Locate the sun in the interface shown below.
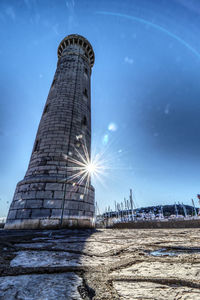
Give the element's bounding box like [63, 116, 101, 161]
[64, 138, 107, 191]
[86, 162, 97, 175]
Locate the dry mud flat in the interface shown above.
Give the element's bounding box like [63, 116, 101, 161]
[0, 228, 200, 299]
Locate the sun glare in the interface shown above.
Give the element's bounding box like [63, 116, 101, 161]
[64, 138, 107, 192]
[86, 162, 97, 175]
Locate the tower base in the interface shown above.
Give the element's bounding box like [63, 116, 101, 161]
[4, 216, 95, 230]
[5, 176, 95, 230]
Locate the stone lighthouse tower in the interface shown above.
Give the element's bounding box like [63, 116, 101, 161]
[5, 34, 95, 229]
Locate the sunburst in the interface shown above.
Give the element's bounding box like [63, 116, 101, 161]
[64, 138, 107, 193]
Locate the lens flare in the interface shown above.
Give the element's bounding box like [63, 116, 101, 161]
[64, 138, 107, 193]
[62, 134, 130, 198]
[96, 11, 200, 60]
[86, 162, 97, 175]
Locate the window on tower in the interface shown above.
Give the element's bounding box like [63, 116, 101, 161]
[83, 88, 88, 98]
[43, 104, 49, 114]
[51, 79, 56, 88]
[34, 140, 40, 152]
[82, 116, 87, 127]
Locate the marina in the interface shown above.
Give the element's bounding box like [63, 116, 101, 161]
[96, 190, 200, 229]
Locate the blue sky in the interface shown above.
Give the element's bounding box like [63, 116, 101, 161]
[1, 0, 200, 216]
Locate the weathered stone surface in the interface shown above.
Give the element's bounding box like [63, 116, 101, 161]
[1, 228, 200, 299]
[12, 200, 26, 209]
[16, 209, 31, 219]
[43, 200, 62, 208]
[21, 191, 36, 199]
[113, 281, 200, 300]
[7, 210, 17, 220]
[112, 260, 200, 280]
[31, 209, 51, 218]
[51, 209, 62, 218]
[36, 191, 53, 199]
[45, 183, 63, 191]
[64, 200, 79, 210]
[54, 191, 64, 199]
[0, 273, 82, 300]
[25, 200, 43, 208]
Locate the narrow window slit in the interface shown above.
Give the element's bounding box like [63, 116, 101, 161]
[43, 104, 49, 114]
[82, 116, 87, 126]
[34, 140, 40, 152]
[51, 79, 56, 88]
[83, 88, 88, 98]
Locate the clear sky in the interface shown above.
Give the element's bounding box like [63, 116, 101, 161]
[1, 0, 200, 217]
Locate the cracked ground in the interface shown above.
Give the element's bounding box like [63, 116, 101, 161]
[0, 228, 200, 299]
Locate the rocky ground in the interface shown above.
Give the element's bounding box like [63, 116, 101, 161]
[0, 228, 200, 299]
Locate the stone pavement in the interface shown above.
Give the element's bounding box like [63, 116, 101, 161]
[0, 228, 200, 299]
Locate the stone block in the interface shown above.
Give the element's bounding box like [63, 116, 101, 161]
[64, 191, 71, 199]
[87, 197, 94, 204]
[44, 199, 62, 208]
[36, 191, 53, 199]
[13, 193, 22, 201]
[21, 191, 36, 199]
[54, 191, 64, 199]
[10, 201, 15, 209]
[78, 210, 85, 216]
[82, 203, 90, 211]
[61, 218, 75, 227]
[4, 219, 40, 230]
[78, 187, 85, 193]
[26, 200, 43, 209]
[45, 183, 63, 191]
[31, 209, 51, 218]
[13, 200, 26, 209]
[7, 210, 17, 220]
[18, 184, 30, 192]
[64, 200, 79, 210]
[30, 183, 46, 191]
[78, 202, 86, 210]
[39, 219, 60, 228]
[16, 209, 31, 219]
[89, 204, 95, 212]
[70, 192, 80, 201]
[51, 209, 62, 218]
[63, 209, 70, 217]
[86, 211, 93, 217]
[68, 209, 78, 216]
[77, 218, 93, 228]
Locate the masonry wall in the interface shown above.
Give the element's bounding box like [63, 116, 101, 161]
[5, 35, 95, 229]
[112, 219, 200, 229]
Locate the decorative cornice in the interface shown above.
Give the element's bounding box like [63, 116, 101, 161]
[57, 34, 95, 67]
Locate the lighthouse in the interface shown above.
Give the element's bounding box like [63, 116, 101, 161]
[5, 34, 95, 229]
